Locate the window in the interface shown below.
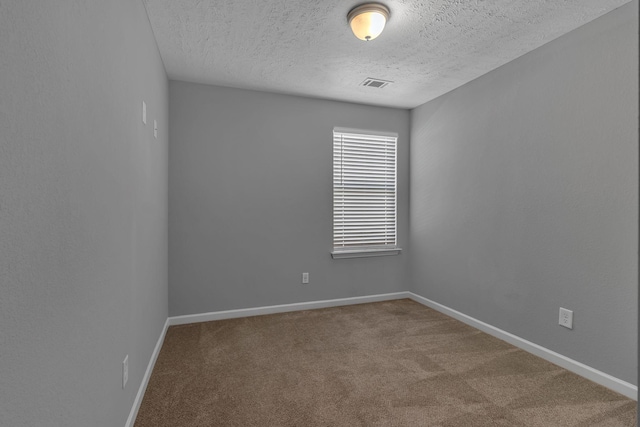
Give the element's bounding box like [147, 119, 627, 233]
[332, 127, 401, 259]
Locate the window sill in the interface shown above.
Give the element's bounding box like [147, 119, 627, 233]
[331, 247, 402, 259]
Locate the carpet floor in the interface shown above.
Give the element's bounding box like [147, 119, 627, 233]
[134, 299, 636, 426]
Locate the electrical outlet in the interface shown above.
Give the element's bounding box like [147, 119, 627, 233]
[559, 308, 573, 329]
[302, 272, 309, 284]
[122, 355, 129, 389]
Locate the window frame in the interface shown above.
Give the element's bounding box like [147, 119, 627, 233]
[331, 127, 402, 259]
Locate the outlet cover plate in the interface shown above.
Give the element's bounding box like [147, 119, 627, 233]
[559, 308, 573, 329]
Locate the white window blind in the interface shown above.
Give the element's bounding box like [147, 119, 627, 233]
[333, 128, 399, 258]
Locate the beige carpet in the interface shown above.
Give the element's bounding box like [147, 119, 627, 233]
[135, 299, 636, 426]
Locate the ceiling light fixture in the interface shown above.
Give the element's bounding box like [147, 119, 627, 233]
[347, 3, 390, 41]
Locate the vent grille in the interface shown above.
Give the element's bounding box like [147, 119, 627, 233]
[361, 78, 392, 89]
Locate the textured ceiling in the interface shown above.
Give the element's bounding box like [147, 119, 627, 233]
[142, 0, 631, 109]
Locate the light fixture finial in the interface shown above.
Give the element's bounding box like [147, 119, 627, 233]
[347, 3, 390, 41]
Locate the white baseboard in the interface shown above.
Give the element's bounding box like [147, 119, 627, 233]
[125, 318, 170, 427]
[168, 292, 411, 326]
[407, 292, 638, 400]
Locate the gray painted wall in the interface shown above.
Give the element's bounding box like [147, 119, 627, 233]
[169, 82, 410, 316]
[0, 1, 168, 426]
[410, 2, 638, 384]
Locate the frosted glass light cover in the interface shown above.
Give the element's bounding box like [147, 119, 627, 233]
[348, 4, 389, 41]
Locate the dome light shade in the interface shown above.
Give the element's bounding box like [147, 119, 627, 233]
[347, 4, 390, 41]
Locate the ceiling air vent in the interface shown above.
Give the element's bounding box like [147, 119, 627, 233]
[361, 78, 392, 89]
